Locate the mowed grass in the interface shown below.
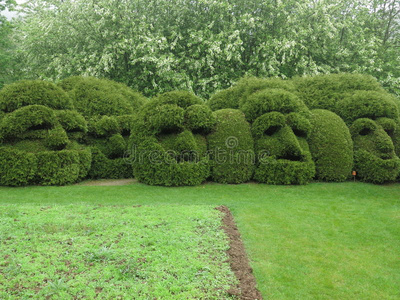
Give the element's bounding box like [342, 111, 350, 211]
[0, 181, 399, 299]
[0, 204, 237, 299]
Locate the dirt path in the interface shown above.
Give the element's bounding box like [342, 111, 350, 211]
[216, 205, 263, 300]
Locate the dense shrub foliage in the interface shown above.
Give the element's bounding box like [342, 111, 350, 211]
[0, 80, 73, 112]
[238, 87, 315, 184]
[338, 90, 400, 183]
[294, 74, 384, 112]
[207, 109, 254, 183]
[349, 118, 400, 183]
[241, 88, 308, 123]
[0, 147, 37, 186]
[336, 91, 399, 124]
[13, 0, 400, 98]
[58, 76, 147, 179]
[0, 80, 90, 186]
[294, 74, 400, 183]
[0, 74, 398, 186]
[208, 77, 294, 111]
[59, 76, 146, 117]
[129, 92, 212, 186]
[307, 109, 353, 182]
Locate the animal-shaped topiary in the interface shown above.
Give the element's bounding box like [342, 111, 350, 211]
[206, 109, 254, 183]
[0, 80, 91, 186]
[129, 91, 215, 186]
[59, 76, 147, 179]
[240, 88, 315, 184]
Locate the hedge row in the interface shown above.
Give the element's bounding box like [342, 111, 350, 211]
[0, 73, 399, 186]
[0, 77, 144, 185]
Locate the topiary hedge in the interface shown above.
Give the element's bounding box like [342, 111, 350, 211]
[241, 89, 309, 123]
[337, 91, 400, 183]
[82, 118, 133, 179]
[0, 80, 73, 112]
[0, 147, 37, 186]
[208, 77, 295, 111]
[1, 74, 398, 186]
[336, 91, 399, 124]
[0, 105, 57, 140]
[239, 87, 315, 184]
[58, 76, 148, 179]
[55, 110, 88, 141]
[294, 73, 384, 111]
[207, 109, 254, 183]
[129, 91, 213, 186]
[392, 98, 400, 163]
[59, 76, 146, 117]
[0, 80, 91, 186]
[87, 147, 131, 179]
[207, 87, 239, 111]
[349, 118, 400, 183]
[295, 74, 400, 183]
[307, 109, 353, 182]
[0, 142, 91, 186]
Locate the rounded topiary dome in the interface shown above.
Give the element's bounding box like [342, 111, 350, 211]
[208, 87, 240, 111]
[0, 80, 73, 112]
[241, 88, 309, 123]
[336, 90, 399, 124]
[294, 73, 384, 112]
[307, 109, 353, 182]
[207, 77, 295, 111]
[155, 90, 203, 108]
[60, 76, 146, 117]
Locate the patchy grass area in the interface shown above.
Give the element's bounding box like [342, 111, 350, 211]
[0, 204, 237, 299]
[0, 182, 399, 299]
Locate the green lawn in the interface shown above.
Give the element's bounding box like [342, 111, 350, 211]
[0, 204, 236, 299]
[1, 181, 399, 299]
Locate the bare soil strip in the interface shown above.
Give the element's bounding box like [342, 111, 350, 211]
[215, 205, 263, 300]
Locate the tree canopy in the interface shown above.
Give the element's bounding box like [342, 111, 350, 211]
[0, 0, 17, 89]
[5, 0, 400, 97]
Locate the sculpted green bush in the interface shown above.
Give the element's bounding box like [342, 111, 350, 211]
[307, 109, 353, 182]
[208, 77, 294, 111]
[82, 117, 132, 179]
[0, 80, 91, 186]
[0, 80, 73, 112]
[207, 109, 254, 183]
[55, 110, 88, 138]
[337, 91, 400, 183]
[294, 73, 384, 111]
[241, 89, 309, 123]
[392, 99, 400, 161]
[59, 76, 146, 117]
[130, 91, 213, 186]
[0, 147, 37, 186]
[295, 74, 400, 183]
[59, 76, 148, 179]
[239, 87, 315, 184]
